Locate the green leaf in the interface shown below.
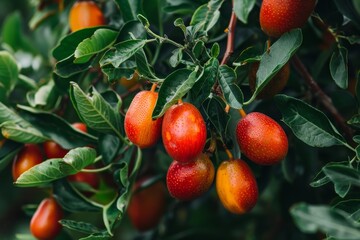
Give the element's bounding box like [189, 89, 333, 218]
[101, 65, 135, 84]
[233, 46, 262, 66]
[348, 114, 360, 128]
[190, 0, 224, 32]
[169, 48, 183, 68]
[153, 68, 202, 118]
[53, 180, 101, 212]
[117, 20, 147, 42]
[290, 203, 360, 239]
[53, 27, 104, 61]
[15, 147, 96, 187]
[74, 29, 118, 64]
[330, 46, 348, 89]
[218, 65, 243, 109]
[60, 219, 103, 234]
[55, 55, 94, 78]
[0, 121, 48, 144]
[100, 39, 147, 67]
[192, 41, 206, 59]
[134, 49, 160, 81]
[26, 80, 60, 110]
[333, 0, 360, 27]
[99, 134, 121, 165]
[334, 199, 360, 222]
[114, 0, 141, 22]
[323, 164, 360, 197]
[69, 82, 123, 138]
[275, 94, 346, 147]
[174, 18, 186, 35]
[233, 0, 256, 24]
[0, 51, 19, 95]
[17, 105, 97, 149]
[211, 43, 220, 58]
[0, 140, 22, 171]
[247, 29, 302, 103]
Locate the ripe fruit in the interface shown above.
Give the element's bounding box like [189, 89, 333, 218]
[216, 159, 258, 214]
[30, 197, 63, 240]
[68, 167, 100, 190]
[236, 112, 288, 165]
[124, 90, 163, 148]
[166, 154, 215, 200]
[12, 144, 43, 181]
[43, 122, 87, 159]
[249, 62, 290, 99]
[260, 0, 316, 37]
[69, 1, 105, 32]
[127, 178, 167, 231]
[162, 102, 206, 163]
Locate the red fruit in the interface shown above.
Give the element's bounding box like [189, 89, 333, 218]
[12, 144, 43, 181]
[124, 90, 163, 148]
[236, 112, 288, 165]
[162, 102, 206, 163]
[249, 62, 290, 99]
[260, 0, 316, 37]
[216, 159, 258, 214]
[166, 154, 215, 200]
[68, 167, 100, 190]
[69, 1, 105, 32]
[72, 122, 87, 133]
[30, 197, 63, 240]
[127, 178, 167, 231]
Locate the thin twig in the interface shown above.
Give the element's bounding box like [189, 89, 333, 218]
[292, 55, 354, 144]
[220, 2, 237, 65]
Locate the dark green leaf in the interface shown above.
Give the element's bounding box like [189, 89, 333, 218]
[17, 105, 97, 149]
[134, 49, 160, 81]
[203, 96, 230, 140]
[354, 135, 360, 144]
[26, 80, 60, 110]
[211, 43, 220, 58]
[153, 68, 202, 118]
[100, 39, 147, 67]
[55, 55, 93, 78]
[117, 20, 147, 41]
[333, 0, 360, 27]
[348, 114, 360, 128]
[334, 199, 360, 222]
[192, 41, 206, 59]
[233, 0, 256, 24]
[275, 94, 346, 147]
[60, 219, 103, 234]
[291, 203, 360, 239]
[99, 134, 121, 165]
[114, 0, 141, 22]
[0, 121, 48, 144]
[174, 18, 186, 34]
[356, 71, 360, 104]
[330, 46, 348, 89]
[15, 147, 96, 187]
[0, 140, 22, 171]
[53, 27, 104, 61]
[218, 65, 243, 109]
[53, 180, 101, 212]
[248, 29, 302, 103]
[137, 14, 150, 28]
[101, 65, 135, 84]
[190, 0, 224, 32]
[233, 46, 262, 66]
[343, 35, 360, 45]
[69, 83, 123, 138]
[74, 29, 118, 64]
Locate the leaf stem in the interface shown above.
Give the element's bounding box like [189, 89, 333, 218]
[81, 164, 113, 173]
[291, 55, 355, 145]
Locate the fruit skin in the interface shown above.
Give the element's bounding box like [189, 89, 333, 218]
[71, 122, 87, 133]
[216, 159, 258, 214]
[43, 140, 68, 159]
[166, 154, 215, 200]
[162, 102, 207, 163]
[260, 0, 316, 37]
[125, 90, 163, 148]
[67, 167, 100, 190]
[69, 1, 105, 32]
[127, 178, 167, 232]
[30, 197, 63, 240]
[249, 62, 290, 99]
[12, 144, 43, 181]
[236, 112, 288, 165]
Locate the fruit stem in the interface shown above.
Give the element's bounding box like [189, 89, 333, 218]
[239, 109, 247, 118]
[178, 99, 183, 104]
[266, 39, 271, 52]
[150, 83, 157, 92]
[224, 104, 230, 113]
[224, 148, 234, 160]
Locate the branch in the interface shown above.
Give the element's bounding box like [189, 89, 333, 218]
[291, 55, 354, 144]
[220, 3, 237, 65]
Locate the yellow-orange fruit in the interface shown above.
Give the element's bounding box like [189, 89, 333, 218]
[69, 1, 105, 32]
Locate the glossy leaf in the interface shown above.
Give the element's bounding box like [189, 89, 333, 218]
[0, 140, 22, 171]
[0, 51, 19, 94]
[134, 49, 160, 81]
[53, 27, 104, 61]
[117, 20, 147, 41]
[333, 0, 360, 27]
[100, 39, 147, 67]
[169, 48, 183, 67]
[218, 65, 243, 109]
[15, 147, 96, 187]
[113, 0, 140, 22]
[190, 0, 224, 32]
[70, 82, 123, 137]
[60, 219, 103, 234]
[17, 105, 97, 149]
[248, 29, 302, 103]
[55, 55, 93, 78]
[348, 114, 360, 128]
[291, 203, 360, 239]
[174, 18, 186, 34]
[0, 121, 48, 143]
[101, 65, 135, 84]
[203, 96, 230, 140]
[275, 94, 346, 147]
[153, 68, 202, 118]
[334, 199, 360, 222]
[234, 0, 256, 24]
[74, 29, 118, 64]
[330, 46, 348, 89]
[26, 80, 60, 110]
[99, 134, 121, 165]
[53, 180, 101, 212]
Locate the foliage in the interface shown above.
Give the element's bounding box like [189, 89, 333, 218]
[0, 0, 360, 239]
